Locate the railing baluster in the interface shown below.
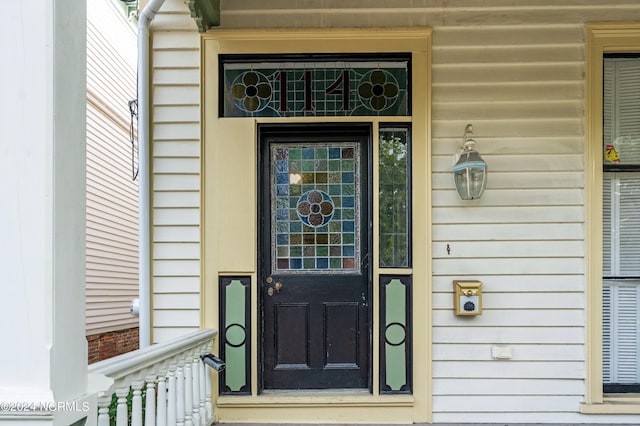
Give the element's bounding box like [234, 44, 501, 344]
[191, 355, 201, 426]
[167, 365, 177, 426]
[145, 375, 157, 426]
[204, 357, 212, 421]
[115, 387, 129, 426]
[132, 381, 144, 426]
[184, 357, 194, 426]
[97, 395, 111, 426]
[157, 373, 168, 426]
[198, 353, 206, 425]
[176, 360, 185, 426]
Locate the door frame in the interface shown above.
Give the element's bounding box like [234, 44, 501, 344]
[202, 28, 433, 423]
[257, 123, 374, 392]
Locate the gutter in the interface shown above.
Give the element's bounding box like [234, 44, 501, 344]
[137, 0, 166, 348]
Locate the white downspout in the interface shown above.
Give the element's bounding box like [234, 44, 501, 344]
[138, 0, 165, 348]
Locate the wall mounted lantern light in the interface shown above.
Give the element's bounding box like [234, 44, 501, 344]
[453, 124, 487, 200]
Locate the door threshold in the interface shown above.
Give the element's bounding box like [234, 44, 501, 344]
[217, 391, 414, 408]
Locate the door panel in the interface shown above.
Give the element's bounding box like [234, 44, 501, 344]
[275, 303, 310, 367]
[325, 302, 360, 365]
[259, 124, 371, 390]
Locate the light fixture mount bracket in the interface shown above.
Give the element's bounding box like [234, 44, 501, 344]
[452, 123, 488, 200]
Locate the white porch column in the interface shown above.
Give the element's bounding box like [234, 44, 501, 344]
[0, 0, 88, 425]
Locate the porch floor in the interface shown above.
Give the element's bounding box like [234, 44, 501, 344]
[218, 423, 640, 426]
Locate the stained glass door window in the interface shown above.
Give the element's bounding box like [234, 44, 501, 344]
[271, 142, 361, 273]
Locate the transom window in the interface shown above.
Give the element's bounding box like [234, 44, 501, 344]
[219, 54, 411, 117]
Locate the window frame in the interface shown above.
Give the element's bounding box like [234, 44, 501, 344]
[583, 22, 640, 413]
[378, 123, 412, 269]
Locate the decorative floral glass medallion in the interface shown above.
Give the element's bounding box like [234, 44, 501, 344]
[271, 142, 360, 273]
[296, 190, 335, 227]
[230, 71, 272, 113]
[358, 69, 400, 111]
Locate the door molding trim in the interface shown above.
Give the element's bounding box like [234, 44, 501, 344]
[201, 28, 433, 423]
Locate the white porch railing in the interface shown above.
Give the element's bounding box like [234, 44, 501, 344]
[88, 328, 218, 426]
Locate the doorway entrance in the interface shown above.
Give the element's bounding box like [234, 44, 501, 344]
[258, 124, 371, 390]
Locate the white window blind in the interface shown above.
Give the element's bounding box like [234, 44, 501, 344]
[602, 174, 640, 277]
[603, 59, 640, 165]
[602, 57, 640, 388]
[603, 280, 640, 384]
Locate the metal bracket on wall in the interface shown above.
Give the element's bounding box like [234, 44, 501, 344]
[187, 0, 220, 32]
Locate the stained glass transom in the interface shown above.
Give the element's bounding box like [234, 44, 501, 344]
[271, 143, 360, 273]
[223, 59, 409, 117]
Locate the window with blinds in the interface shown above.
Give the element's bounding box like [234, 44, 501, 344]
[602, 56, 640, 393]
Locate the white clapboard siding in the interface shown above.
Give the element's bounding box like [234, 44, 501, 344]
[433, 326, 584, 345]
[153, 225, 201, 243]
[153, 309, 201, 327]
[432, 206, 584, 224]
[153, 85, 201, 105]
[153, 191, 200, 208]
[433, 292, 585, 310]
[153, 174, 200, 191]
[153, 260, 201, 277]
[433, 241, 585, 259]
[154, 140, 201, 157]
[433, 378, 584, 395]
[153, 208, 200, 226]
[434, 310, 584, 327]
[433, 258, 585, 276]
[433, 395, 584, 412]
[154, 276, 201, 294]
[154, 158, 201, 173]
[432, 223, 584, 242]
[433, 344, 584, 362]
[151, 0, 202, 343]
[433, 275, 585, 293]
[433, 361, 584, 379]
[154, 104, 201, 123]
[86, 0, 138, 336]
[152, 327, 202, 343]
[153, 293, 200, 310]
[153, 242, 201, 260]
[430, 19, 587, 420]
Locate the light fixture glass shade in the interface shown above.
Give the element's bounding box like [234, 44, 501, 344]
[453, 149, 487, 200]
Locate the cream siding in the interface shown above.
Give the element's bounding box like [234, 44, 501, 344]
[148, 0, 640, 422]
[86, 0, 139, 335]
[430, 23, 587, 422]
[151, 0, 202, 343]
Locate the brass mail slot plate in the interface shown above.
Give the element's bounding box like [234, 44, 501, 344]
[453, 280, 482, 316]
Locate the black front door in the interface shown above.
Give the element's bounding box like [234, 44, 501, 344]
[259, 124, 371, 390]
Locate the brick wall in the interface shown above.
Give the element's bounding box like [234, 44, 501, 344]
[87, 327, 139, 364]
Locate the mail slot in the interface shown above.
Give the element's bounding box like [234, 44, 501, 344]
[453, 280, 482, 316]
